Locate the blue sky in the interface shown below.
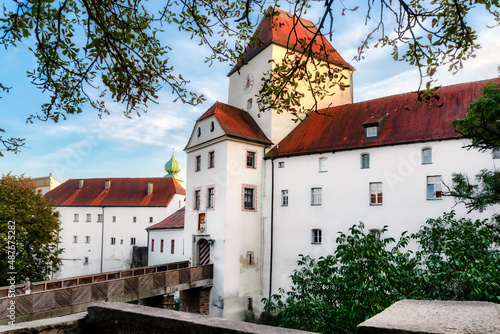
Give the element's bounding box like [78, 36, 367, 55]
[1, 3, 499, 184]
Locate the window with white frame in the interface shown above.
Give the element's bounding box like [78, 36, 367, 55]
[243, 188, 255, 210]
[111, 237, 116, 245]
[112, 216, 116, 223]
[311, 187, 322, 206]
[278, 161, 285, 168]
[74, 214, 79, 222]
[370, 182, 383, 205]
[97, 214, 103, 222]
[120, 239, 123, 244]
[319, 157, 327, 172]
[171, 239, 175, 254]
[195, 155, 201, 172]
[194, 190, 201, 210]
[493, 149, 500, 159]
[246, 151, 256, 168]
[160, 239, 164, 253]
[130, 237, 136, 245]
[85, 236, 90, 243]
[149, 217, 153, 223]
[311, 229, 322, 244]
[366, 126, 378, 138]
[208, 151, 215, 168]
[84, 257, 89, 265]
[133, 216, 137, 223]
[73, 236, 78, 243]
[207, 187, 215, 209]
[86, 214, 91, 222]
[361, 153, 370, 169]
[427, 176, 443, 199]
[422, 148, 432, 164]
[281, 190, 289, 206]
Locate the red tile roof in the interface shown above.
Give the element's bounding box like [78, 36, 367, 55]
[266, 78, 500, 158]
[228, 8, 353, 76]
[45, 177, 185, 207]
[147, 207, 185, 230]
[195, 101, 271, 145]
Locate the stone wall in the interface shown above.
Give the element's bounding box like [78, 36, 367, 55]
[358, 299, 500, 334]
[179, 287, 210, 315]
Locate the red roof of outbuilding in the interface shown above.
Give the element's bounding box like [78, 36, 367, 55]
[194, 101, 271, 145]
[147, 207, 185, 230]
[228, 8, 353, 76]
[45, 177, 185, 207]
[266, 78, 500, 158]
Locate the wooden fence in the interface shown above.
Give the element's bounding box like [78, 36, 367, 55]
[0, 262, 213, 323]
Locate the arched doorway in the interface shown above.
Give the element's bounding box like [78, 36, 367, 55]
[198, 239, 210, 265]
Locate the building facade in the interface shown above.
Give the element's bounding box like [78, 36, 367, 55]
[182, 8, 500, 320]
[147, 207, 187, 265]
[45, 177, 185, 279]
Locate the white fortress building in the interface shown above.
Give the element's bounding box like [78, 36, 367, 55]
[182, 8, 500, 320]
[45, 154, 186, 279]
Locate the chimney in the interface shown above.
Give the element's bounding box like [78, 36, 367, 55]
[105, 180, 110, 190]
[148, 182, 153, 196]
[79, 179, 84, 189]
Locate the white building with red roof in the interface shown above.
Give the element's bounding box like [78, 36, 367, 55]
[183, 8, 499, 321]
[45, 176, 185, 279]
[147, 207, 187, 265]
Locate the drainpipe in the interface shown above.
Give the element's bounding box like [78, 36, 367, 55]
[100, 207, 104, 273]
[269, 158, 275, 301]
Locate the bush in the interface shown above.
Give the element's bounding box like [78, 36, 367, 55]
[263, 212, 500, 333]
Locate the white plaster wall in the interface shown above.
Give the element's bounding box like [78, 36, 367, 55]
[187, 115, 226, 150]
[262, 139, 499, 296]
[101, 206, 175, 272]
[185, 138, 228, 317]
[55, 207, 103, 279]
[221, 140, 267, 320]
[147, 229, 187, 265]
[54, 193, 185, 278]
[185, 136, 267, 320]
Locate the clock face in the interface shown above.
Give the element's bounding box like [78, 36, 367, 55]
[243, 73, 254, 94]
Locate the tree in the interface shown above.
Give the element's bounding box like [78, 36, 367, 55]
[1, 0, 499, 155]
[450, 82, 500, 222]
[413, 211, 500, 302]
[263, 215, 500, 333]
[0, 0, 500, 152]
[263, 223, 417, 333]
[0, 174, 62, 286]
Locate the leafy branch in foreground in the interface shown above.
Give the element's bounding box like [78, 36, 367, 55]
[448, 82, 500, 221]
[1, 0, 499, 154]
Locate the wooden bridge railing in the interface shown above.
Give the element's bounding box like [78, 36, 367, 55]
[0, 261, 189, 297]
[0, 262, 213, 323]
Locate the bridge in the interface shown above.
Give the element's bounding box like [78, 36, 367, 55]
[0, 261, 213, 325]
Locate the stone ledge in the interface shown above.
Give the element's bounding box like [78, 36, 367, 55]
[0, 312, 86, 333]
[358, 299, 500, 334]
[84, 302, 313, 334]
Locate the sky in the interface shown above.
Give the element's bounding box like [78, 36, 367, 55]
[1, 2, 499, 184]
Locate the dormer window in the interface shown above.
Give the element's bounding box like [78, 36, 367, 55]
[366, 126, 378, 138]
[363, 113, 388, 141]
